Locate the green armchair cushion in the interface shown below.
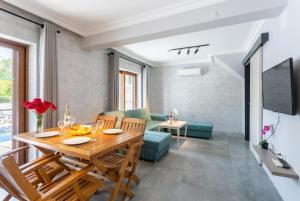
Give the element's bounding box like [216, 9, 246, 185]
[124, 108, 151, 122]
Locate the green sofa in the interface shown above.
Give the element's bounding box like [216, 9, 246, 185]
[100, 108, 213, 161]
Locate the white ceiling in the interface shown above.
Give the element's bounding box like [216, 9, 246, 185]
[4, 0, 226, 36]
[118, 21, 260, 66]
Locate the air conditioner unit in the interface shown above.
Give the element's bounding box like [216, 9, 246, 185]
[178, 68, 201, 76]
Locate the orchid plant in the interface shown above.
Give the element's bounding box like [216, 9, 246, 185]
[260, 125, 275, 149]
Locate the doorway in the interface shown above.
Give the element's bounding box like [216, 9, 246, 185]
[0, 38, 27, 161]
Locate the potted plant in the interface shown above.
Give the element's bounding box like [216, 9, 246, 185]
[23, 98, 56, 133]
[259, 125, 274, 150]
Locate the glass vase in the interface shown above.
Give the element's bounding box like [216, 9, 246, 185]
[36, 114, 44, 133]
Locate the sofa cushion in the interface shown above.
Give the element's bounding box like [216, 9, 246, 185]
[151, 114, 167, 121]
[146, 121, 162, 131]
[124, 108, 151, 122]
[187, 122, 213, 132]
[143, 131, 171, 152]
[103, 111, 125, 128]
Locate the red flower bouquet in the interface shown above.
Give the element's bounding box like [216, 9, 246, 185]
[24, 98, 57, 133]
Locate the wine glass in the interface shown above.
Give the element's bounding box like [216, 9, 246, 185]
[96, 120, 104, 131]
[69, 116, 76, 128]
[58, 120, 65, 135]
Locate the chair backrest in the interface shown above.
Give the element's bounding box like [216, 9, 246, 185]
[95, 115, 117, 129]
[0, 156, 40, 201]
[120, 118, 146, 136]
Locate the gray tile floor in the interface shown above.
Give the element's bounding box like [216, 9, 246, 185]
[0, 132, 282, 201]
[93, 132, 283, 201]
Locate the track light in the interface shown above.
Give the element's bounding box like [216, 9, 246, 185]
[169, 44, 209, 55]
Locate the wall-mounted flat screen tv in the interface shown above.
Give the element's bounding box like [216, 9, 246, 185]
[263, 58, 296, 115]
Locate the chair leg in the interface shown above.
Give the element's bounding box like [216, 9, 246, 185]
[132, 174, 141, 185]
[109, 180, 122, 201]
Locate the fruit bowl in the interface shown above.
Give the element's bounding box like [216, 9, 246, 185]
[70, 125, 91, 136]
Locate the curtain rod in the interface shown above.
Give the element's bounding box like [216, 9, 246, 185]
[0, 7, 44, 28]
[107, 48, 152, 67]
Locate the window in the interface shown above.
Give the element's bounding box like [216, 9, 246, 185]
[119, 70, 137, 110]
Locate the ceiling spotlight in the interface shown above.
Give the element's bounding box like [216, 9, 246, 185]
[194, 48, 199, 54]
[187, 49, 190, 55]
[178, 49, 181, 55]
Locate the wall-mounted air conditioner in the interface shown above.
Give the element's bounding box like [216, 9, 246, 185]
[178, 68, 201, 76]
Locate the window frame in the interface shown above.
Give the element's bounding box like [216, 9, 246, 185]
[119, 70, 138, 110]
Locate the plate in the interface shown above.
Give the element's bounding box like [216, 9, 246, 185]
[62, 137, 91, 145]
[102, 129, 123, 135]
[34, 131, 60, 138]
[80, 125, 93, 128]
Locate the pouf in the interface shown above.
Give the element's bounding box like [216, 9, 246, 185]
[140, 131, 171, 161]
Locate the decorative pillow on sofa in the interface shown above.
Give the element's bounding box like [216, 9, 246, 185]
[124, 108, 152, 122]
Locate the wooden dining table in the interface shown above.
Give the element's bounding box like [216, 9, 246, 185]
[13, 128, 143, 172]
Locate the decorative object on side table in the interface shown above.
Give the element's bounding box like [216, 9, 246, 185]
[24, 98, 56, 133]
[260, 125, 275, 150]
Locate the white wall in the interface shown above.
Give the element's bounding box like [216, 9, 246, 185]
[251, 0, 300, 200]
[150, 62, 243, 134]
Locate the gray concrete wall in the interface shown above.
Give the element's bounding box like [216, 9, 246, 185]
[150, 62, 243, 134]
[57, 30, 109, 124]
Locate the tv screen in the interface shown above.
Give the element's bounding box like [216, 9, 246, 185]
[263, 58, 296, 115]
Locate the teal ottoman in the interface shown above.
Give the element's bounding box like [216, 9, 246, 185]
[140, 131, 171, 161]
[180, 122, 213, 139]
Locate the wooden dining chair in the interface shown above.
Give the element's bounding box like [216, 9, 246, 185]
[120, 117, 146, 186]
[0, 155, 101, 201]
[97, 141, 144, 201]
[0, 146, 67, 187]
[120, 117, 146, 135]
[95, 115, 117, 129]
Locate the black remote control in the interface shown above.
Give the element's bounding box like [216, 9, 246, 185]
[277, 158, 291, 169]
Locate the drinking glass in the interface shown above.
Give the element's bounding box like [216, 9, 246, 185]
[96, 120, 104, 131]
[58, 120, 65, 135]
[91, 127, 98, 141]
[69, 116, 76, 128]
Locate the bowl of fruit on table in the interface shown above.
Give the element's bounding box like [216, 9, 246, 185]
[70, 125, 92, 136]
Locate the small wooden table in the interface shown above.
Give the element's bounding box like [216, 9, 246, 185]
[13, 128, 143, 172]
[157, 120, 187, 146]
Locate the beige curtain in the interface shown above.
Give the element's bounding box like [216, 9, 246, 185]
[108, 51, 120, 111]
[143, 65, 151, 110]
[41, 22, 58, 128]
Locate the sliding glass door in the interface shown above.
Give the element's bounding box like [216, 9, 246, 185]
[0, 39, 27, 163]
[119, 70, 137, 110]
[0, 45, 13, 152]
